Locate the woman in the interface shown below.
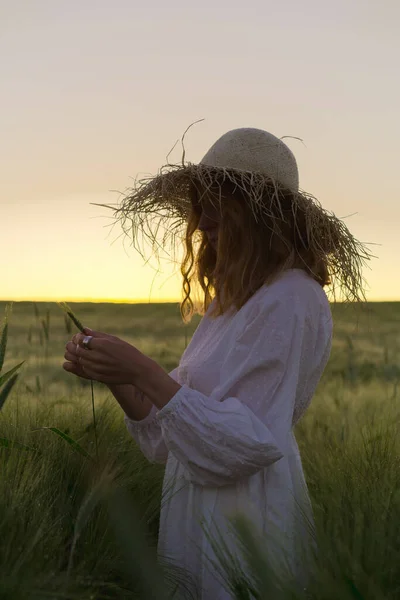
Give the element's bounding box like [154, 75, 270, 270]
[65, 127, 372, 599]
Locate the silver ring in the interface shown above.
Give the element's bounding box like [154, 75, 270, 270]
[81, 335, 93, 350]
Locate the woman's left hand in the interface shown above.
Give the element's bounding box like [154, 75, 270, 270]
[64, 329, 155, 386]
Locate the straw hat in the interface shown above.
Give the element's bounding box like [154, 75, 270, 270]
[92, 124, 373, 303]
[200, 128, 299, 192]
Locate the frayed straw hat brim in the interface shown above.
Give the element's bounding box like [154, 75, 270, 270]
[90, 129, 376, 304]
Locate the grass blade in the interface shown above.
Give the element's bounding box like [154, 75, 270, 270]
[0, 303, 25, 413]
[0, 362, 25, 389]
[0, 437, 35, 451]
[0, 302, 13, 373]
[0, 373, 19, 411]
[56, 302, 85, 333]
[56, 301, 98, 462]
[32, 427, 93, 460]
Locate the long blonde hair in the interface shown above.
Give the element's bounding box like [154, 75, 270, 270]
[180, 178, 337, 324]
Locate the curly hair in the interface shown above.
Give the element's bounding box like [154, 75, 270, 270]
[180, 178, 333, 324]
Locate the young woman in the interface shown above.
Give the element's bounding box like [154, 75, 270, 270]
[65, 127, 371, 599]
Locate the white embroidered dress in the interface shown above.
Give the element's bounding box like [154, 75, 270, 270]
[125, 269, 333, 599]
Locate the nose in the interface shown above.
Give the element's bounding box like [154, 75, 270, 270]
[192, 192, 220, 233]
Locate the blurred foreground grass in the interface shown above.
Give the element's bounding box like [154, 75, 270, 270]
[1, 299, 400, 599]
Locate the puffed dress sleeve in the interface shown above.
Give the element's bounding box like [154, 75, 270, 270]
[124, 367, 179, 464]
[151, 289, 318, 487]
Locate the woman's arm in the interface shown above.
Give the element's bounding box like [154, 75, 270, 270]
[122, 367, 180, 465]
[107, 383, 153, 421]
[146, 287, 323, 487]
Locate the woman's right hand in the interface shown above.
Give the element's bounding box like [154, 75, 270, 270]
[64, 329, 123, 384]
[64, 340, 95, 381]
[64, 334, 153, 420]
[64, 330, 117, 383]
[64, 332, 135, 389]
[63, 333, 153, 421]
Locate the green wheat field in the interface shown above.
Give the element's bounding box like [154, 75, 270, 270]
[1, 299, 400, 600]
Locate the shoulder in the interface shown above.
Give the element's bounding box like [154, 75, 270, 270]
[271, 268, 329, 305]
[249, 269, 332, 326]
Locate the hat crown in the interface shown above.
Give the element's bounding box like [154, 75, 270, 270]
[200, 127, 299, 192]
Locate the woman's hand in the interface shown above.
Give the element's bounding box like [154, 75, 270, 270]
[63, 329, 155, 386]
[64, 342, 93, 381]
[64, 329, 116, 383]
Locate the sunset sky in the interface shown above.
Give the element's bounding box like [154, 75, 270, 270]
[2, 0, 399, 304]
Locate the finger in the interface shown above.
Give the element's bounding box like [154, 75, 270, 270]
[63, 362, 93, 381]
[66, 342, 91, 362]
[66, 341, 77, 354]
[66, 340, 111, 366]
[63, 357, 94, 374]
[68, 341, 98, 356]
[71, 333, 95, 345]
[83, 329, 117, 339]
[68, 338, 86, 352]
[63, 361, 77, 371]
[75, 363, 107, 383]
[76, 354, 113, 372]
[74, 348, 113, 368]
[74, 335, 102, 352]
[63, 361, 83, 374]
[64, 350, 78, 363]
[74, 331, 116, 346]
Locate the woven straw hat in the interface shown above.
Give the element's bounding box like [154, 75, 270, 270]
[200, 128, 299, 192]
[92, 124, 373, 304]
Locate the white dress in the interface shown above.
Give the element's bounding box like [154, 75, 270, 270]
[125, 269, 333, 599]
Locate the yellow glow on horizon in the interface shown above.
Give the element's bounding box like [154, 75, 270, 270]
[0, 296, 181, 305]
[1, 292, 398, 305]
[2, 3, 399, 304]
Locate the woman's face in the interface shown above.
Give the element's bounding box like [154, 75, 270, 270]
[192, 193, 220, 249]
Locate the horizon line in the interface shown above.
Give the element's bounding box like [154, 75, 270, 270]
[0, 296, 399, 304]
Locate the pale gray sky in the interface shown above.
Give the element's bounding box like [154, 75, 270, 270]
[1, 0, 399, 302]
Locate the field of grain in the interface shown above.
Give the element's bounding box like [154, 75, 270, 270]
[1, 299, 400, 599]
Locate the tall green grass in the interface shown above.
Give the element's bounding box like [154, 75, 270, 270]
[1, 300, 400, 598]
[56, 302, 99, 462]
[0, 303, 25, 414]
